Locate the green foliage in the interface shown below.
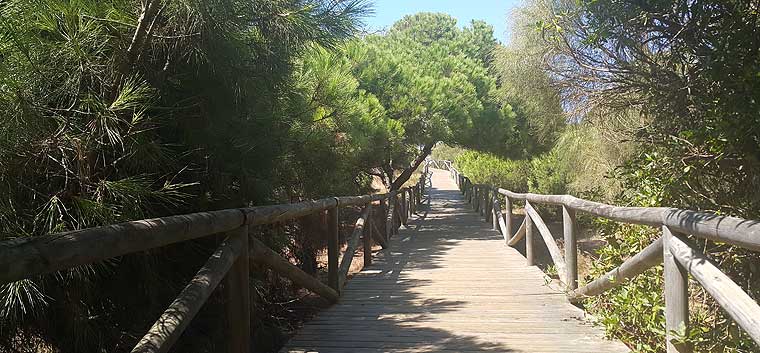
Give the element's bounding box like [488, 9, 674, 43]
[0, 0, 373, 351]
[355, 13, 513, 155]
[582, 224, 668, 352]
[527, 149, 568, 195]
[431, 143, 465, 162]
[454, 151, 529, 192]
[490, 3, 566, 158]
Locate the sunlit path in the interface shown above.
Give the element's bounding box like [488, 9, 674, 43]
[281, 169, 629, 352]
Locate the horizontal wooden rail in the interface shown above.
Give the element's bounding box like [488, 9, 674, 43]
[131, 228, 248, 353]
[568, 237, 663, 303]
[491, 188, 760, 252]
[668, 233, 760, 344]
[0, 193, 400, 284]
[0, 161, 431, 353]
[249, 237, 340, 303]
[438, 159, 760, 351]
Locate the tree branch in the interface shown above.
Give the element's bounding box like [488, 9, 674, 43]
[389, 142, 434, 191]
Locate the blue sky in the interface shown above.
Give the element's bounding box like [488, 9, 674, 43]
[362, 0, 524, 43]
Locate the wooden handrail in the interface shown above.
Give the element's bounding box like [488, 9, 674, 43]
[668, 232, 760, 345]
[131, 228, 248, 353]
[438, 160, 760, 350]
[524, 201, 566, 282]
[0, 163, 430, 353]
[249, 236, 340, 302]
[338, 205, 371, 288]
[568, 237, 663, 302]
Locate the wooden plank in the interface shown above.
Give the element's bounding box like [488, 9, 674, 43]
[282, 169, 629, 353]
[250, 237, 339, 303]
[338, 205, 371, 288]
[524, 202, 566, 278]
[131, 229, 247, 353]
[669, 233, 760, 346]
[663, 226, 691, 353]
[569, 237, 662, 302]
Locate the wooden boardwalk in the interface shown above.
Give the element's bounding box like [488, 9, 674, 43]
[282, 169, 630, 353]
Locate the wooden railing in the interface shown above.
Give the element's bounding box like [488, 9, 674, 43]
[0, 166, 430, 353]
[437, 160, 760, 353]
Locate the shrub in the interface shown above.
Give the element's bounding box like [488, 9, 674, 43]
[527, 149, 569, 195]
[454, 151, 529, 192]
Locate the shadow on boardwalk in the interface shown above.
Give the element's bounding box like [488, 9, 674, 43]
[280, 169, 629, 353]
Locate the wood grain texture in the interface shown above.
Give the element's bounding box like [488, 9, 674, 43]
[568, 237, 662, 302]
[281, 169, 629, 353]
[662, 226, 691, 353]
[668, 233, 760, 347]
[563, 206, 578, 290]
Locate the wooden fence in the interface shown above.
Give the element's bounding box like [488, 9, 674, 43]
[0, 166, 430, 353]
[437, 160, 760, 353]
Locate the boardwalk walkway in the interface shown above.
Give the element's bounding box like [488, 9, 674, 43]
[282, 169, 630, 353]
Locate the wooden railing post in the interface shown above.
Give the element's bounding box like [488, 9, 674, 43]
[327, 202, 340, 291]
[385, 195, 393, 241]
[563, 206, 578, 289]
[224, 226, 250, 353]
[491, 190, 498, 231]
[663, 225, 691, 353]
[504, 195, 512, 238]
[401, 190, 408, 225]
[525, 201, 535, 266]
[364, 204, 373, 267]
[484, 187, 492, 222]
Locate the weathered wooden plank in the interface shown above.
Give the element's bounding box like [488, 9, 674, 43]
[338, 205, 371, 288]
[281, 169, 630, 353]
[250, 237, 339, 303]
[524, 202, 566, 279]
[668, 233, 760, 346]
[569, 237, 662, 302]
[663, 226, 691, 353]
[131, 229, 247, 353]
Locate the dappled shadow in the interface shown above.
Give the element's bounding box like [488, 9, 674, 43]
[279, 169, 629, 353]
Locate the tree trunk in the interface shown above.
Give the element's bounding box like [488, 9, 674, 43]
[389, 142, 434, 191]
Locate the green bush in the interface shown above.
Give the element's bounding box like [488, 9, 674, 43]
[527, 149, 569, 195]
[454, 151, 529, 192]
[584, 221, 759, 353]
